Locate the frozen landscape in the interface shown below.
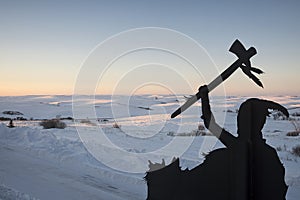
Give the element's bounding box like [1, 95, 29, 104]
[0, 94, 299, 200]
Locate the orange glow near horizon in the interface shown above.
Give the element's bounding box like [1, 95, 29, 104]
[0, 70, 299, 96]
[0, 81, 298, 97]
[0, 83, 74, 96]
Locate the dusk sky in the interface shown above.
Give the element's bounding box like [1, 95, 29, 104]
[0, 0, 299, 96]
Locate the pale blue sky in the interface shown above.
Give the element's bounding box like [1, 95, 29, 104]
[0, 0, 299, 95]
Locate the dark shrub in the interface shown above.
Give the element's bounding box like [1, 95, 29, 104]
[112, 122, 120, 128]
[286, 131, 300, 137]
[292, 145, 300, 157]
[40, 119, 66, 129]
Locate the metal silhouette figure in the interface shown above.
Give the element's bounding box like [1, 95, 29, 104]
[145, 87, 288, 199]
[145, 40, 288, 200]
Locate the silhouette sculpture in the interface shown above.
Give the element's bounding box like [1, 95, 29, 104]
[145, 86, 288, 200]
[145, 40, 288, 199]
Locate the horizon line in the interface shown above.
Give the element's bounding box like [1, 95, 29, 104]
[0, 93, 298, 98]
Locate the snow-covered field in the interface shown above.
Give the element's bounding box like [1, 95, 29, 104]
[0, 95, 299, 199]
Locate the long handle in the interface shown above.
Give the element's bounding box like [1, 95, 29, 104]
[171, 47, 256, 118]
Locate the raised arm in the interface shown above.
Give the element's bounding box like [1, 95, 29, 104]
[198, 85, 236, 148]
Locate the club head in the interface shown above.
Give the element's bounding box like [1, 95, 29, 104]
[229, 40, 262, 87]
[229, 40, 257, 65]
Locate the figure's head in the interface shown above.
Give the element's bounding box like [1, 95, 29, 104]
[237, 98, 289, 141]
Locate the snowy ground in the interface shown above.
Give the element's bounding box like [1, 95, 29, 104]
[0, 95, 299, 199]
